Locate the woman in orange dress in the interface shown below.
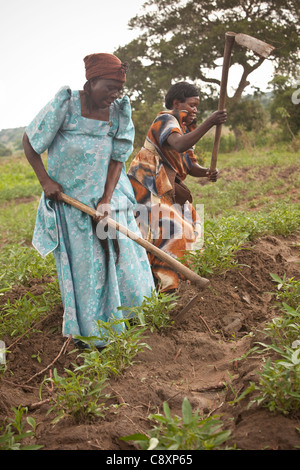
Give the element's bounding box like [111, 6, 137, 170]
[128, 82, 227, 293]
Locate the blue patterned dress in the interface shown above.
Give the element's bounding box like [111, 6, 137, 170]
[26, 86, 155, 346]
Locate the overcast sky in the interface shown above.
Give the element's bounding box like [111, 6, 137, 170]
[0, 0, 274, 131]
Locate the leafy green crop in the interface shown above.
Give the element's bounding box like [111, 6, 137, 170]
[269, 273, 300, 309]
[76, 317, 151, 374]
[0, 405, 42, 450]
[121, 289, 178, 332]
[233, 299, 300, 415]
[0, 245, 56, 290]
[184, 202, 300, 277]
[121, 397, 232, 450]
[44, 367, 110, 424]
[0, 158, 42, 201]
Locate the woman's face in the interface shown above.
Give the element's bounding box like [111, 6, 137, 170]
[90, 78, 124, 108]
[173, 96, 200, 125]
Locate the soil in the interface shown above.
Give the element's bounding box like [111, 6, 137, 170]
[1, 232, 299, 452]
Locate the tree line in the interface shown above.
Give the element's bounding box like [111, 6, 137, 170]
[114, 0, 300, 150]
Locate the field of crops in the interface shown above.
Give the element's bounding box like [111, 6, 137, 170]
[0, 144, 299, 451]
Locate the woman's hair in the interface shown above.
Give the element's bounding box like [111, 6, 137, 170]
[165, 81, 199, 109]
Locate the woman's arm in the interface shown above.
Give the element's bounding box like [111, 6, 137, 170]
[189, 163, 219, 181]
[167, 110, 227, 153]
[22, 133, 63, 199]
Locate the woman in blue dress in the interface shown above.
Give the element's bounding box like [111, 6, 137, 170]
[22, 53, 155, 348]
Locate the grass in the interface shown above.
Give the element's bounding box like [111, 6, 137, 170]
[187, 146, 300, 216]
[0, 200, 40, 245]
[0, 156, 42, 202]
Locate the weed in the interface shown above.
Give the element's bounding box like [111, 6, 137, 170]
[31, 351, 42, 363]
[0, 244, 57, 290]
[264, 303, 300, 348]
[121, 397, 232, 450]
[1, 281, 61, 337]
[184, 202, 300, 277]
[245, 345, 300, 415]
[44, 367, 110, 424]
[122, 289, 178, 332]
[0, 405, 42, 450]
[0, 158, 42, 202]
[0, 200, 39, 244]
[233, 302, 300, 415]
[270, 273, 300, 309]
[95, 318, 151, 374]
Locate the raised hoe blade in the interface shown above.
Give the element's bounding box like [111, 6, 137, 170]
[234, 33, 275, 58]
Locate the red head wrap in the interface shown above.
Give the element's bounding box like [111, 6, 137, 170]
[84, 53, 128, 82]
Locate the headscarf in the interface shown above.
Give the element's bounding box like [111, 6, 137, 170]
[84, 53, 128, 82]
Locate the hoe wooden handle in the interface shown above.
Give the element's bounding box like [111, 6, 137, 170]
[210, 32, 236, 173]
[59, 193, 209, 290]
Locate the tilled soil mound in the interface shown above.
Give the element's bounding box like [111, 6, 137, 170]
[0, 233, 299, 451]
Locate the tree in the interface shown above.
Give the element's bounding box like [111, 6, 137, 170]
[269, 75, 300, 143]
[115, 0, 300, 111]
[131, 101, 162, 151]
[227, 95, 269, 145]
[0, 143, 12, 157]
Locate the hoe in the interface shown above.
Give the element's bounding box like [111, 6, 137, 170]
[210, 32, 275, 172]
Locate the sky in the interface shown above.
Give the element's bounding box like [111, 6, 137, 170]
[0, 0, 274, 131]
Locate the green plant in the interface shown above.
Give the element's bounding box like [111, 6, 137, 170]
[74, 349, 119, 378]
[0, 405, 42, 450]
[44, 318, 151, 424]
[44, 367, 110, 424]
[0, 157, 42, 202]
[233, 302, 300, 415]
[31, 351, 42, 363]
[182, 215, 251, 276]
[95, 317, 151, 374]
[270, 273, 300, 309]
[0, 200, 39, 244]
[122, 289, 178, 332]
[244, 345, 300, 415]
[264, 303, 300, 348]
[182, 202, 300, 277]
[0, 245, 57, 290]
[121, 397, 231, 450]
[76, 316, 151, 374]
[1, 284, 61, 337]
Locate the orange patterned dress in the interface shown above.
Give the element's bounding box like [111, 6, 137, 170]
[128, 110, 202, 292]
